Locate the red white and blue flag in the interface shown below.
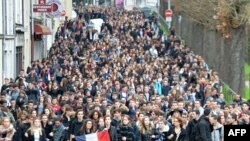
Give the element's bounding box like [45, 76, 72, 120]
[75, 130, 110, 141]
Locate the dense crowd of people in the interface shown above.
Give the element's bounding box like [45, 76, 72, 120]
[0, 4, 249, 141]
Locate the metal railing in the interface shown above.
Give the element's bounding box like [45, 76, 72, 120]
[156, 11, 171, 31]
[220, 79, 237, 104]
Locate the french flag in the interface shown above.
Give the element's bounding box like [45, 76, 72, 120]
[75, 130, 110, 141]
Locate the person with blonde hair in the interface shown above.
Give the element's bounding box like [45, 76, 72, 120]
[0, 117, 15, 141]
[25, 117, 46, 141]
[138, 116, 160, 141]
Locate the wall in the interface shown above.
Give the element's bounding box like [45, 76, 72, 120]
[172, 14, 246, 95]
[34, 41, 44, 60]
[0, 0, 3, 86]
[0, 39, 2, 86]
[15, 0, 23, 25]
[23, 0, 31, 71]
[64, 0, 73, 19]
[124, 0, 135, 10]
[3, 0, 15, 80]
[6, 0, 14, 35]
[0, 0, 2, 34]
[15, 0, 24, 75]
[3, 40, 15, 79]
[0, 0, 31, 87]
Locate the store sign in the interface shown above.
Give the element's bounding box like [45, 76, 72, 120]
[46, 0, 64, 18]
[33, 4, 52, 12]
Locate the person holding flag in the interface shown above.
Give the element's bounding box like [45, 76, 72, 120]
[75, 115, 117, 141]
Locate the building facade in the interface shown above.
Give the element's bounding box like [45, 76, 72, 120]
[32, 0, 53, 61]
[0, 0, 34, 87]
[0, 0, 72, 87]
[0, 0, 27, 86]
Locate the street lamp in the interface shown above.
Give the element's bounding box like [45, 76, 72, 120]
[167, 0, 171, 29]
[168, 0, 171, 10]
[157, 0, 160, 16]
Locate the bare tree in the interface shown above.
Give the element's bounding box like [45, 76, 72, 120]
[172, 0, 250, 38]
[168, 0, 250, 95]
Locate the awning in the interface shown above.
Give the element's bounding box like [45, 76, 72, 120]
[34, 24, 51, 35]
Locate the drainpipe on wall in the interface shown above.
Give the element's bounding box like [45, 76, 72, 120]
[2, 0, 6, 83]
[157, 0, 160, 18]
[51, 0, 54, 45]
[43, 13, 46, 58]
[30, 0, 34, 61]
[13, 0, 17, 78]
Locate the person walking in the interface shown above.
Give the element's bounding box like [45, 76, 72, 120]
[194, 108, 213, 141]
[186, 110, 200, 141]
[25, 118, 47, 141]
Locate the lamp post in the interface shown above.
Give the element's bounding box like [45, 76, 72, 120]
[167, 0, 171, 29]
[168, 0, 171, 10]
[157, 0, 160, 17]
[30, 0, 34, 61]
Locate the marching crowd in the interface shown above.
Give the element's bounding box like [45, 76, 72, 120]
[0, 4, 250, 141]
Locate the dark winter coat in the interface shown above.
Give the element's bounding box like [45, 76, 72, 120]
[167, 126, 186, 141]
[41, 122, 53, 139]
[108, 126, 118, 141]
[69, 119, 84, 136]
[25, 88, 40, 104]
[62, 114, 72, 140]
[14, 122, 30, 141]
[194, 115, 213, 141]
[118, 124, 135, 141]
[162, 85, 171, 96]
[111, 118, 121, 128]
[185, 119, 198, 141]
[139, 128, 160, 141]
[25, 129, 46, 141]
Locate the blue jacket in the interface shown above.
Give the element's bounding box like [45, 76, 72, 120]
[154, 81, 162, 95]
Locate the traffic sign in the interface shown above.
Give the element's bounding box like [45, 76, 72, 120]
[165, 9, 172, 17]
[166, 17, 172, 22]
[33, 4, 52, 12]
[46, 0, 65, 18]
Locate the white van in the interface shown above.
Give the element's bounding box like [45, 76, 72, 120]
[87, 18, 104, 33]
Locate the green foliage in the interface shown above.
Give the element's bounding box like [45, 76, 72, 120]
[222, 84, 234, 104]
[159, 20, 169, 34]
[244, 86, 250, 101]
[245, 63, 250, 77]
[244, 63, 250, 100]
